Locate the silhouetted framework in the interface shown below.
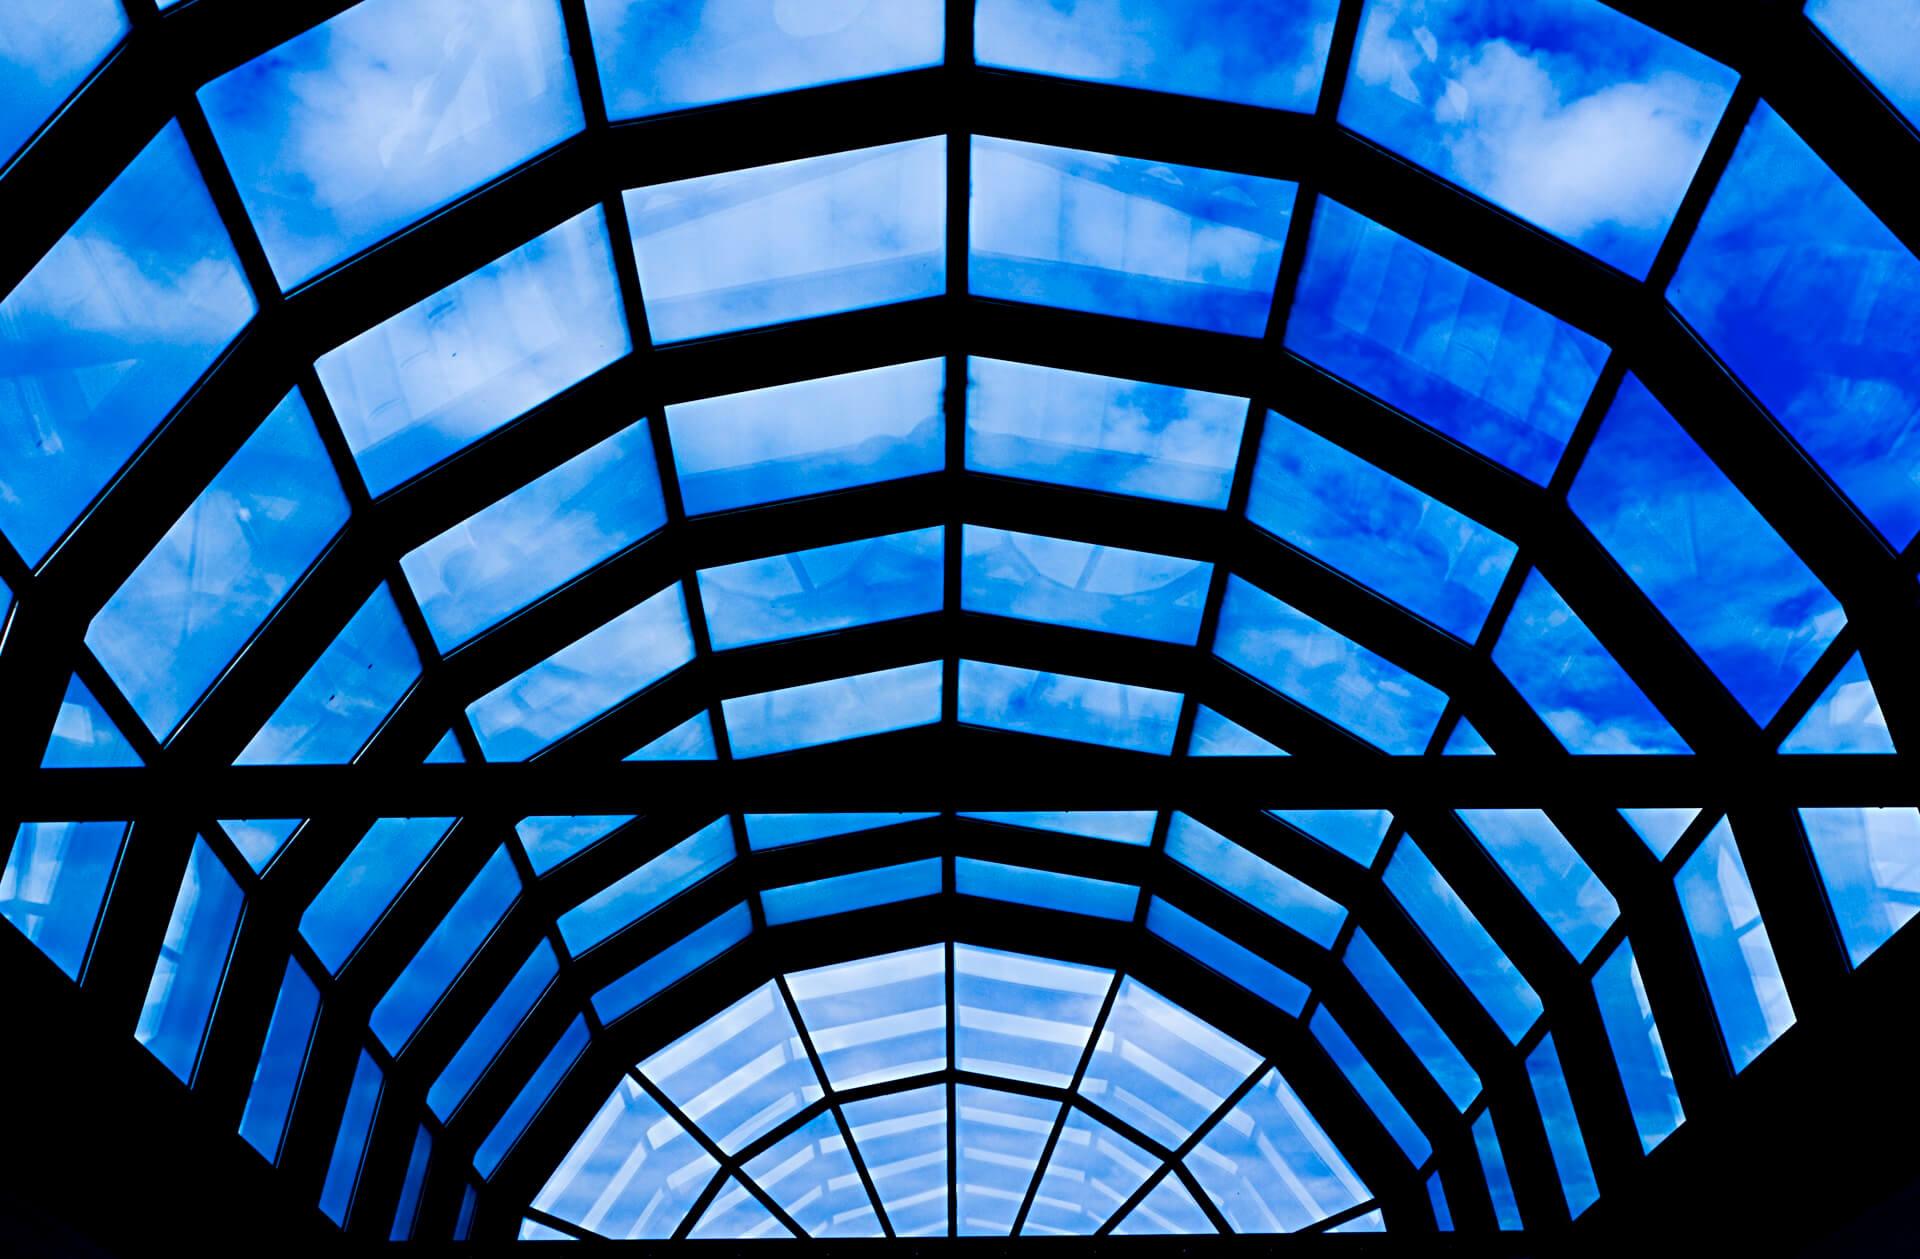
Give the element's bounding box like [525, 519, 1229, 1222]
[0, 0, 1916, 1250]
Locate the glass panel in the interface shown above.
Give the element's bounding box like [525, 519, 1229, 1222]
[1350, 931, 1483, 1121]
[1273, 810, 1392, 867]
[1286, 198, 1606, 483]
[1081, 979, 1260, 1148]
[1147, 897, 1309, 1016]
[520, 1219, 574, 1240]
[89, 392, 349, 738]
[700, 526, 943, 649]
[954, 945, 1111, 1088]
[1, 821, 127, 980]
[1457, 809, 1619, 960]
[1525, 1034, 1599, 1218]
[403, 417, 665, 649]
[467, 586, 696, 761]
[1026, 1106, 1156, 1235]
[455, 1184, 478, 1239]
[1310, 1008, 1429, 1165]
[689, 1176, 794, 1239]
[593, 902, 752, 1023]
[965, 357, 1247, 509]
[1215, 577, 1448, 753]
[954, 1085, 1060, 1236]
[1187, 1066, 1370, 1232]
[301, 817, 456, 974]
[320, 1051, 383, 1225]
[1249, 411, 1516, 639]
[761, 858, 943, 925]
[628, 138, 946, 342]
[475, 1015, 591, 1178]
[725, 662, 942, 757]
[1383, 837, 1542, 1042]
[1188, 706, 1287, 756]
[1801, 806, 1920, 967]
[746, 813, 937, 850]
[1445, 718, 1494, 755]
[136, 837, 245, 1081]
[1472, 1110, 1521, 1229]
[742, 1111, 882, 1237]
[41, 677, 140, 768]
[1165, 813, 1345, 946]
[515, 815, 637, 877]
[237, 584, 421, 764]
[0, 122, 255, 565]
[1592, 939, 1684, 1153]
[425, 730, 464, 763]
[1110, 1172, 1215, 1235]
[587, 0, 942, 118]
[976, 0, 1336, 111]
[430, 942, 560, 1119]
[1675, 819, 1794, 1071]
[1428, 1172, 1453, 1230]
[668, 360, 945, 515]
[1622, 807, 1700, 861]
[1492, 569, 1687, 754]
[959, 812, 1156, 846]
[627, 712, 718, 761]
[1341, 0, 1735, 276]
[1668, 103, 1920, 545]
[1569, 374, 1844, 723]
[962, 526, 1211, 644]
[641, 981, 824, 1154]
[370, 845, 521, 1051]
[556, 818, 734, 953]
[1808, 0, 1920, 125]
[955, 858, 1139, 922]
[0, 2, 127, 163]
[200, 0, 584, 287]
[787, 945, 947, 1090]
[958, 659, 1183, 753]
[239, 959, 322, 1162]
[1332, 1209, 1385, 1232]
[1783, 654, 1894, 753]
[392, 1126, 432, 1240]
[534, 1075, 717, 1240]
[970, 137, 1295, 336]
[842, 1086, 949, 1238]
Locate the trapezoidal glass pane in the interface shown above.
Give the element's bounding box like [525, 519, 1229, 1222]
[627, 712, 718, 761]
[475, 1015, 591, 1178]
[954, 945, 1111, 1088]
[1165, 813, 1346, 946]
[1186, 1066, 1370, 1232]
[842, 1086, 949, 1237]
[237, 583, 421, 765]
[593, 902, 752, 1023]
[136, 836, 245, 1081]
[962, 526, 1211, 644]
[641, 981, 824, 1154]
[1147, 897, 1310, 1016]
[762, 858, 943, 925]
[1, 820, 128, 980]
[954, 1085, 1060, 1236]
[746, 813, 937, 850]
[369, 845, 521, 1051]
[1456, 809, 1618, 961]
[515, 815, 636, 876]
[1676, 819, 1794, 1071]
[1081, 978, 1260, 1148]
[959, 812, 1156, 846]
[955, 858, 1139, 921]
[1592, 938, 1684, 1153]
[958, 659, 1183, 753]
[724, 661, 942, 757]
[320, 1051, 382, 1225]
[556, 817, 735, 954]
[1384, 836, 1542, 1042]
[1800, 806, 1920, 968]
[700, 526, 944, 649]
[534, 1075, 717, 1240]
[786, 945, 948, 1090]
[238, 958, 322, 1162]
[430, 942, 560, 1120]
[1526, 1034, 1599, 1218]
[1272, 809, 1392, 867]
[743, 1111, 882, 1237]
[1344, 928, 1480, 1111]
[0, 3, 127, 164]
[1474, 1110, 1522, 1229]
[301, 816, 455, 974]
[1189, 706, 1287, 756]
[1808, 0, 1920, 127]
[1025, 1106, 1156, 1235]
[1310, 1007, 1429, 1165]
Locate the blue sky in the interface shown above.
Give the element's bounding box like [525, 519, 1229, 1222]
[0, 2, 125, 164]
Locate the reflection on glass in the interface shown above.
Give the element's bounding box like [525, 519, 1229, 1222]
[955, 858, 1139, 921]
[556, 818, 734, 953]
[430, 942, 559, 1119]
[1457, 809, 1618, 960]
[744, 1112, 882, 1237]
[1800, 806, 1920, 967]
[593, 902, 752, 1023]
[136, 836, 245, 1081]
[1, 820, 128, 979]
[724, 661, 942, 757]
[1147, 897, 1309, 1016]
[238, 584, 421, 765]
[958, 659, 1183, 753]
[701, 527, 943, 649]
[1384, 837, 1541, 1041]
[301, 816, 455, 974]
[1525, 1034, 1599, 1217]
[963, 526, 1211, 644]
[787, 946, 947, 1091]
[369, 845, 520, 1051]
[533, 1075, 716, 1240]
[1592, 939, 1684, 1153]
[239, 959, 322, 1161]
[1165, 813, 1345, 946]
[1186, 1066, 1370, 1232]
[1675, 819, 1794, 1071]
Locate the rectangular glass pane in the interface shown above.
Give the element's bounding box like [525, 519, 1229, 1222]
[136, 837, 246, 1081]
[593, 902, 753, 1024]
[1801, 806, 1920, 966]
[1472, 1111, 1521, 1229]
[724, 661, 942, 757]
[320, 1051, 383, 1225]
[700, 526, 944, 650]
[1383, 837, 1541, 1042]
[1165, 813, 1346, 946]
[1310, 1008, 1429, 1165]
[556, 818, 734, 953]
[300, 817, 455, 974]
[1147, 897, 1309, 1015]
[370, 845, 521, 1051]
[954, 945, 1110, 1088]
[1592, 939, 1684, 1153]
[476, 1016, 591, 1178]
[1, 820, 127, 980]
[958, 659, 1183, 753]
[1675, 819, 1794, 1071]
[1456, 809, 1618, 960]
[1524, 1034, 1599, 1218]
[238, 583, 422, 765]
[239, 958, 322, 1162]
[962, 526, 1211, 644]
[429, 942, 560, 1121]
[761, 858, 943, 925]
[954, 857, 1139, 921]
[1345, 929, 1479, 1111]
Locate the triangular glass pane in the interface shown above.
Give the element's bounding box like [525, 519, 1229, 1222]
[1187, 1067, 1369, 1233]
[1783, 654, 1894, 752]
[786, 946, 947, 1090]
[1330, 1208, 1385, 1232]
[1620, 807, 1700, 860]
[1023, 1107, 1156, 1236]
[515, 815, 636, 875]
[955, 1086, 1060, 1236]
[425, 730, 464, 763]
[1110, 1173, 1216, 1236]
[843, 1086, 949, 1238]
[1444, 718, 1493, 754]
[743, 1111, 882, 1238]
[220, 819, 301, 873]
[1271, 809, 1393, 866]
[688, 1176, 794, 1240]
[43, 676, 140, 767]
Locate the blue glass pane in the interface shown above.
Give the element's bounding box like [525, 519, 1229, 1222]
[787, 945, 947, 1090]
[1525, 1034, 1599, 1218]
[1569, 375, 1844, 722]
[1248, 411, 1515, 639]
[977, 0, 1335, 111]
[958, 659, 1182, 753]
[628, 138, 946, 343]
[959, 812, 1156, 846]
[1676, 819, 1794, 1071]
[1273, 809, 1392, 867]
[0, 121, 255, 566]
[954, 1086, 1060, 1236]
[1668, 104, 1920, 544]
[1457, 809, 1618, 960]
[42, 676, 140, 768]
[221, 819, 302, 874]
[725, 661, 942, 757]
[1801, 806, 1920, 967]
[476, 1016, 591, 1178]
[762, 858, 943, 926]
[690, 1177, 794, 1239]
[1445, 718, 1494, 755]
[1384, 837, 1542, 1042]
[1492, 569, 1687, 754]
[1187, 1066, 1370, 1232]
[1592, 939, 1684, 1153]
[239, 959, 322, 1161]
[1147, 897, 1309, 1016]
[587, 0, 942, 119]
[1286, 198, 1606, 483]
[1333, 1208, 1385, 1232]
[238, 584, 420, 765]
[1621, 807, 1699, 860]
[747, 813, 937, 850]
[1345, 929, 1479, 1110]
[1, 821, 127, 979]
[669, 360, 945, 514]
[1215, 577, 1448, 753]
[1165, 813, 1345, 946]
[954, 945, 1110, 1088]
[1784, 655, 1894, 753]
[1026, 1107, 1156, 1235]
[956, 858, 1138, 922]
[0, 3, 127, 163]
[515, 815, 636, 876]
[842, 1087, 949, 1238]
[1188, 706, 1287, 756]
[1310, 1008, 1429, 1165]
[136, 837, 245, 1081]
[744, 1111, 883, 1238]
[595, 903, 752, 1024]
[642, 981, 823, 1154]
[1428, 1173, 1453, 1230]
[1111, 1173, 1215, 1236]
[1809, 0, 1920, 125]
[1472, 1111, 1521, 1230]
[468, 586, 695, 761]
[320, 1052, 383, 1225]
[301, 817, 455, 974]
[200, 0, 584, 287]
[425, 730, 464, 763]
[962, 526, 1211, 644]
[965, 357, 1247, 508]
[392, 1126, 432, 1240]
[971, 137, 1295, 336]
[556, 818, 735, 953]
[430, 942, 560, 1119]
[700, 526, 943, 649]
[370, 846, 521, 1051]
[627, 712, 718, 761]
[1341, 0, 1734, 276]
[534, 1076, 716, 1240]
[1082, 979, 1260, 1147]
[404, 417, 665, 649]
[89, 392, 349, 738]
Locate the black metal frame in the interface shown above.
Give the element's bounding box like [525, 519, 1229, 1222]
[2, 0, 1917, 1250]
